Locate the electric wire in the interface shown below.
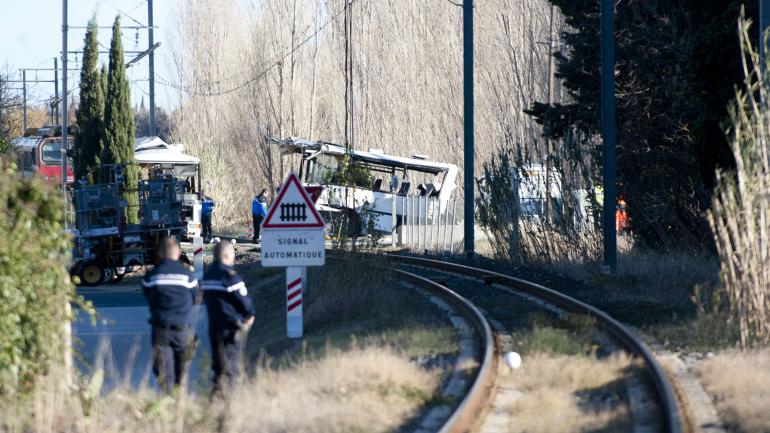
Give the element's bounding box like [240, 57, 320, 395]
[156, 1, 354, 97]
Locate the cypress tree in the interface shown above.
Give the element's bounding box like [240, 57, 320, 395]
[100, 65, 107, 101]
[73, 18, 104, 182]
[101, 16, 139, 223]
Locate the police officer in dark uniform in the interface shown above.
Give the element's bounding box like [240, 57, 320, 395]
[142, 236, 201, 394]
[201, 241, 255, 396]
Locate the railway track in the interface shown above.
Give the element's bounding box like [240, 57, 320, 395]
[390, 254, 684, 433]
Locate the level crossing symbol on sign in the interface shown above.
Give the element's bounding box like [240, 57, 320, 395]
[261, 173, 326, 339]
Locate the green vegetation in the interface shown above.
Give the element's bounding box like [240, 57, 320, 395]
[0, 161, 81, 394]
[513, 313, 597, 357]
[0, 137, 13, 154]
[324, 154, 372, 188]
[100, 16, 139, 223]
[134, 101, 172, 141]
[73, 18, 105, 183]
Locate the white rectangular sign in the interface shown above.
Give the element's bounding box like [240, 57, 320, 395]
[261, 229, 326, 267]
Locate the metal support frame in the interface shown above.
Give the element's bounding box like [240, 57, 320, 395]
[601, 0, 617, 272]
[62, 0, 69, 210]
[463, 0, 474, 254]
[22, 70, 27, 131]
[148, 0, 156, 136]
[54, 58, 59, 125]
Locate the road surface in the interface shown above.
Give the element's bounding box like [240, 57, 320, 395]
[74, 276, 212, 392]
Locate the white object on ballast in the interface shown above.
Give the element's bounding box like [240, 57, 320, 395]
[503, 351, 522, 370]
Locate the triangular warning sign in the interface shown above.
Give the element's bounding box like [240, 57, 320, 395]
[263, 173, 325, 229]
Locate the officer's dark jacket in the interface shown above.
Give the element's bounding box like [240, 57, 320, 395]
[142, 259, 200, 326]
[201, 262, 256, 328]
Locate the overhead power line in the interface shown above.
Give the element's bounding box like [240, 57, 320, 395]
[157, 1, 354, 97]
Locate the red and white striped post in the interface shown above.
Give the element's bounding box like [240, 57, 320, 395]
[260, 173, 326, 340]
[286, 266, 304, 338]
[193, 236, 204, 280]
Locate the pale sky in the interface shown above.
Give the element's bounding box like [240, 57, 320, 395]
[0, 0, 178, 110]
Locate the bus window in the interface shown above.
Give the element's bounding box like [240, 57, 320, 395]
[307, 154, 338, 184]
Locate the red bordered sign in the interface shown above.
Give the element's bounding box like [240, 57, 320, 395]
[262, 173, 325, 229]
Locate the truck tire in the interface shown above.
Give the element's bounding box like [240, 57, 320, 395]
[77, 261, 105, 287]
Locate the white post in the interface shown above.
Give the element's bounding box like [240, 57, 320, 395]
[412, 197, 420, 248]
[193, 236, 204, 280]
[431, 199, 439, 251]
[401, 195, 407, 246]
[426, 198, 433, 251]
[417, 197, 423, 251]
[410, 196, 415, 246]
[443, 201, 450, 252]
[422, 196, 428, 251]
[391, 192, 397, 248]
[286, 266, 304, 338]
[449, 199, 457, 253]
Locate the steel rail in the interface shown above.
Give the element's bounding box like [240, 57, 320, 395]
[390, 254, 684, 433]
[394, 269, 498, 433]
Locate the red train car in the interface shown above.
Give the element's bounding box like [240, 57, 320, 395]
[13, 126, 75, 186]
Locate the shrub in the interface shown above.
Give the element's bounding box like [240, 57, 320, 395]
[708, 16, 770, 347]
[477, 149, 602, 265]
[0, 159, 78, 394]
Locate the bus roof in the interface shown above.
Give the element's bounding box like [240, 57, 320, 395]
[275, 137, 457, 175]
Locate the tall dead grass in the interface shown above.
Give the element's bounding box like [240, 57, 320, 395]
[697, 349, 770, 433]
[0, 347, 439, 433]
[501, 352, 633, 433]
[708, 18, 770, 347]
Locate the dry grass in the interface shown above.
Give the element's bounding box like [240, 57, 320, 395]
[708, 19, 770, 347]
[1, 347, 440, 433]
[226, 347, 440, 433]
[242, 253, 458, 365]
[697, 348, 770, 433]
[553, 250, 719, 304]
[500, 352, 633, 433]
[544, 250, 735, 350]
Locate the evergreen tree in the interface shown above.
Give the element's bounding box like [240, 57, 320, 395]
[525, 1, 756, 249]
[101, 16, 139, 223]
[73, 18, 104, 182]
[100, 65, 107, 101]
